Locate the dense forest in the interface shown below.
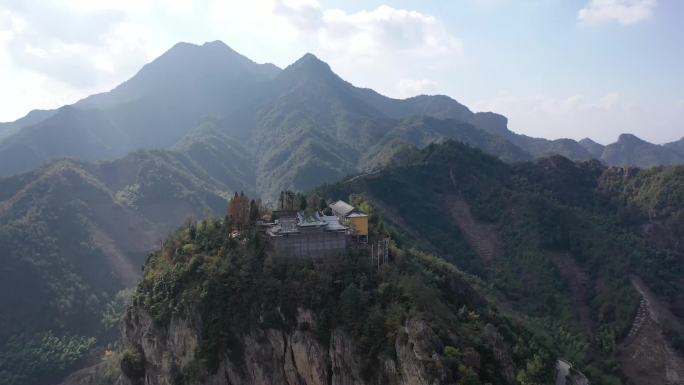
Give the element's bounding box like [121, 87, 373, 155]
[83, 201, 557, 385]
[318, 140, 684, 384]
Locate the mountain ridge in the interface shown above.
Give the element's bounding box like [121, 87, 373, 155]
[602, 133, 684, 167]
[0, 40, 681, 185]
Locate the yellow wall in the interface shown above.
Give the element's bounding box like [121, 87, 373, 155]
[350, 216, 368, 236]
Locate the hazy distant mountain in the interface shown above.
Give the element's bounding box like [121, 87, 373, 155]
[76, 41, 279, 110]
[578, 135, 684, 167]
[0, 106, 127, 173]
[602, 133, 684, 168]
[222, 52, 529, 197]
[513, 135, 594, 160]
[579, 137, 606, 158]
[357, 89, 597, 163]
[0, 109, 56, 142]
[665, 137, 684, 156]
[363, 115, 532, 168]
[0, 40, 682, 189]
[0, 41, 280, 177]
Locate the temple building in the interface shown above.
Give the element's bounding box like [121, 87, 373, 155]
[329, 200, 369, 241]
[264, 211, 347, 259]
[262, 200, 368, 260]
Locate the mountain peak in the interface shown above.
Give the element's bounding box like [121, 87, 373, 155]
[164, 40, 239, 58]
[287, 53, 333, 74]
[75, 40, 280, 109]
[579, 137, 601, 145]
[202, 40, 229, 48]
[298, 52, 325, 63]
[616, 133, 647, 145]
[578, 137, 605, 158]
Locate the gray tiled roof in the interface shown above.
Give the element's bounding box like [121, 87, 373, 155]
[329, 200, 356, 217]
[267, 211, 348, 236]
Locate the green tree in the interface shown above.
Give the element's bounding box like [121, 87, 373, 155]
[516, 354, 547, 385]
[101, 288, 135, 332]
[249, 199, 260, 223]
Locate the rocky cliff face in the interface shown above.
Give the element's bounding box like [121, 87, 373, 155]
[554, 360, 589, 385]
[61, 216, 555, 385]
[114, 305, 517, 385]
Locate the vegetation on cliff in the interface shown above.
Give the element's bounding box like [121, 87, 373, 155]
[0, 146, 236, 385]
[126, 208, 555, 384]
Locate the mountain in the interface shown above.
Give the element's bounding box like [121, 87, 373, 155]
[76, 40, 279, 110]
[579, 135, 684, 168]
[249, 53, 383, 196]
[359, 91, 596, 163]
[0, 45, 529, 194]
[247, 53, 532, 197]
[0, 41, 280, 177]
[1, 39, 682, 385]
[63, 210, 560, 385]
[0, 106, 127, 173]
[59, 141, 684, 385]
[0, 109, 56, 142]
[317, 141, 684, 384]
[1, 40, 681, 190]
[513, 135, 595, 160]
[172, 120, 257, 195]
[362, 115, 532, 169]
[665, 137, 684, 156]
[579, 138, 606, 158]
[602, 133, 684, 168]
[0, 128, 259, 385]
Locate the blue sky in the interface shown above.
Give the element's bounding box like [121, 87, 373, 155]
[0, 0, 682, 143]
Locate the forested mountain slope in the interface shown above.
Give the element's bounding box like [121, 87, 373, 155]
[60, 141, 684, 385]
[0, 133, 251, 385]
[318, 141, 684, 384]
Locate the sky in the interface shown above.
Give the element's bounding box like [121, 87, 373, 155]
[0, 0, 682, 144]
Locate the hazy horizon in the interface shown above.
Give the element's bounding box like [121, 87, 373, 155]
[1, 0, 682, 144]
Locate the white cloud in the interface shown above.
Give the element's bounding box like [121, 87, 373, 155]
[265, 1, 464, 98]
[201, 0, 465, 96]
[397, 79, 439, 97]
[578, 0, 657, 25]
[316, 5, 462, 58]
[0, 0, 158, 90]
[597, 92, 621, 109]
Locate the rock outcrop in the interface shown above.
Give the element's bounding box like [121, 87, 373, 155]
[554, 360, 589, 385]
[112, 306, 470, 385]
